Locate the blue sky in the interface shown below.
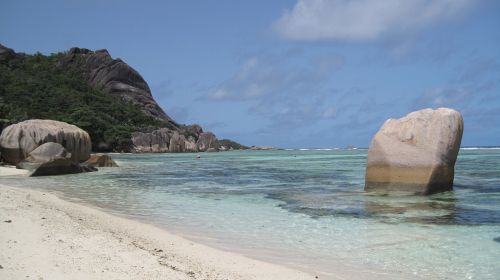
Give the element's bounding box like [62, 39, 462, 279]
[1, 0, 499, 148]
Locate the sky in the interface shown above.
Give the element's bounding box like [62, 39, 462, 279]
[1, 0, 499, 148]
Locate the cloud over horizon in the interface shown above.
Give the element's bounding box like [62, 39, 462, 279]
[274, 0, 474, 41]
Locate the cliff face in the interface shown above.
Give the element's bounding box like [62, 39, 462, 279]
[59, 47, 176, 126]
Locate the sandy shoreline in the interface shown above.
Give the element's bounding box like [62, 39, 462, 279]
[0, 184, 315, 280]
[0, 165, 29, 176]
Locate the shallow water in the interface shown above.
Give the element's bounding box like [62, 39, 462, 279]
[2, 149, 499, 279]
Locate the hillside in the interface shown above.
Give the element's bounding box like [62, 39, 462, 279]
[0, 44, 235, 152]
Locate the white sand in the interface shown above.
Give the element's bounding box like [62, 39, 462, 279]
[0, 166, 29, 176]
[0, 184, 316, 280]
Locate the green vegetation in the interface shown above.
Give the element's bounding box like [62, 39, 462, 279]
[0, 52, 164, 152]
[218, 139, 248, 150]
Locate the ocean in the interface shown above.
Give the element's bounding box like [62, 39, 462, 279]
[2, 149, 499, 279]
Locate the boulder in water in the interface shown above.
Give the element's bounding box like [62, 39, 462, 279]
[365, 108, 464, 195]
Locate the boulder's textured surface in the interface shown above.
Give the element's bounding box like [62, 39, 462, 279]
[131, 128, 171, 153]
[59, 47, 176, 125]
[0, 120, 91, 165]
[22, 142, 71, 163]
[84, 154, 118, 167]
[169, 132, 186, 153]
[185, 136, 198, 152]
[196, 132, 219, 152]
[365, 108, 464, 195]
[16, 142, 95, 177]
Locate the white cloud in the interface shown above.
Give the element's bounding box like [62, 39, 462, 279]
[206, 52, 343, 101]
[274, 0, 474, 41]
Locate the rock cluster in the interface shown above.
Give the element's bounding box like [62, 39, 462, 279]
[131, 128, 171, 153]
[131, 126, 220, 153]
[365, 108, 464, 195]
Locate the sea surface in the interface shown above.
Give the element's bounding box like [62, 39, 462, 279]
[2, 149, 499, 279]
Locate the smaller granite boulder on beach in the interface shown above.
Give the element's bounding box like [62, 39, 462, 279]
[365, 108, 464, 195]
[17, 142, 95, 176]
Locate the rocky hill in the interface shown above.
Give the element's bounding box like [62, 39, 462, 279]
[0, 43, 237, 153]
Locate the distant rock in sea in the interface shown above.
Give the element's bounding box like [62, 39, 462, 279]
[365, 108, 464, 195]
[84, 154, 118, 167]
[0, 119, 91, 165]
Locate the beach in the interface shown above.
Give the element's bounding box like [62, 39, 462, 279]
[1, 150, 499, 280]
[0, 182, 314, 280]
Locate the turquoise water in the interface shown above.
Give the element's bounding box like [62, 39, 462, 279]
[2, 149, 499, 279]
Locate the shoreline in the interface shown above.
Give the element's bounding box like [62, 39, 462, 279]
[0, 184, 315, 280]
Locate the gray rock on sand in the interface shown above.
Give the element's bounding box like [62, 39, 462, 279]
[17, 142, 96, 177]
[196, 132, 219, 152]
[84, 154, 118, 167]
[365, 108, 464, 195]
[0, 119, 91, 165]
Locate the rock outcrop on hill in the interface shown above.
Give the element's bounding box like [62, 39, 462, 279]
[59, 47, 176, 125]
[364, 108, 464, 195]
[0, 120, 91, 165]
[0, 43, 21, 62]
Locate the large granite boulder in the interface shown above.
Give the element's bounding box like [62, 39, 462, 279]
[365, 108, 464, 195]
[0, 120, 92, 165]
[84, 154, 118, 167]
[16, 142, 95, 176]
[169, 132, 186, 152]
[131, 128, 170, 152]
[196, 132, 219, 152]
